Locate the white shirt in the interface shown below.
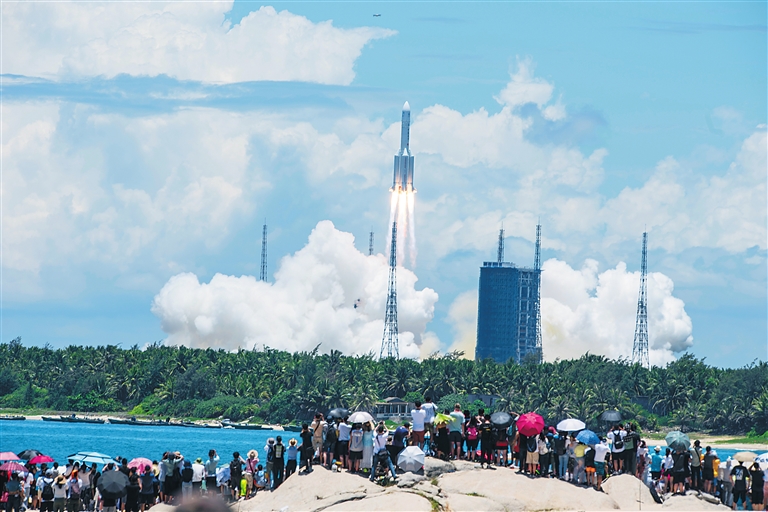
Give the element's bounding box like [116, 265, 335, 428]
[594, 443, 610, 463]
[608, 430, 626, 453]
[191, 463, 205, 483]
[373, 433, 389, 454]
[411, 408, 426, 431]
[663, 455, 674, 470]
[422, 402, 436, 423]
[338, 422, 352, 441]
[53, 481, 68, 499]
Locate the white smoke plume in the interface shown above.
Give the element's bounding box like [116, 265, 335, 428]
[541, 258, 693, 366]
[387, 191, 417, 267]
[445, 258, 693, 365]
[151, 221, 438, 358]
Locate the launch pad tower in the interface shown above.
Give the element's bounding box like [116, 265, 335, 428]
[381, 221, 399, 359]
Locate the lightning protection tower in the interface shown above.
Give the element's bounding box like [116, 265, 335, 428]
[369, 230, 374, 256]
[534, 221, 543, 362]
[260, 222, 268, 282]
[381, 221, 399, 359]
[632, 232, 650, 368]
[497, 227, 505, 264]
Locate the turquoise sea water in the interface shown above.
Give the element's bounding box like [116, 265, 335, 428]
[0, 421, 299, 465]
[0, 420, 756, 467]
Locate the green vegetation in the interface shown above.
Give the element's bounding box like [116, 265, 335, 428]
[0, 337, 766, 434]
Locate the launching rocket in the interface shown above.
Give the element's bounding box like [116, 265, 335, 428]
[392, 101, 414, 193]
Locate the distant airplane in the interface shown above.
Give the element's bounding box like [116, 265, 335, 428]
[373, 14, 381, 17]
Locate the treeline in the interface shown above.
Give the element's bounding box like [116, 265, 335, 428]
[0, 337, 765, 435]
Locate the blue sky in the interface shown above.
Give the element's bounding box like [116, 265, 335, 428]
[2, 1, 766, 367]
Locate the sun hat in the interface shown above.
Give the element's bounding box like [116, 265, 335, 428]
[247, 450, 257, 458]
[289, 439, 297, 446]
[654, 446, 661, 452]
[55, 475, 66, 484]
[195, 458, 202, 464]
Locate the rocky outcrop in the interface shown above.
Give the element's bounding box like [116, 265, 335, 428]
[230, 461, 730, 511]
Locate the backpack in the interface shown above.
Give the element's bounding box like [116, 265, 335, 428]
[554, 435, 566, 455]
[267, 447, 275, 463]
[274, 444, 284, 459]
[229, 460, 241, 477]
[467, 426, 478, 440]
[326, 426, 337, 443]
[69, 478, 80, 497]
[41, 480, 55, 501]
[612, 431, 624, 450]
[181, 467, 193, 483]
[527, 437, 538, 453]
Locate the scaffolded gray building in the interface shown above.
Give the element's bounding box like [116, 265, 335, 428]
[475, 226, 542, 364]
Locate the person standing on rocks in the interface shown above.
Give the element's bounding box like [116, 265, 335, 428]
[593, 438, 610, 492]
[422, 397, 436, 440]
[348, 423, 364, 473]
[271, 437, 286, 488]
[690, 440, 703, 491]
[204, 450, 219, 496]
[299, 424, 314, 474]
[337, 417, 352, 471]
[370, 425, 397, 482]
[448, 404, 465, 461]
[607, 425, 626, 474]
[702, 446, 716, 493]
[410, 401, 427, 450]
[310, 414, 326, 463]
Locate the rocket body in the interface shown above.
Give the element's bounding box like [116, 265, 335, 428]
[392, 101, 415, 193]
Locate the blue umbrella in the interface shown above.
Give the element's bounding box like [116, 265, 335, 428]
[576, 429, 600, 446]
[67, 451, 117, 466]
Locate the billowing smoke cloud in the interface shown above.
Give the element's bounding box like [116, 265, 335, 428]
[151, 221, 438, 358]
[541, 258, 693, 366]
[444, 258, 693, 365]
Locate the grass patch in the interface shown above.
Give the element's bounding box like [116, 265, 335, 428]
[426, 496, 441, 512]
[465, 492, 482, 497]
[430, 478, 439, 487]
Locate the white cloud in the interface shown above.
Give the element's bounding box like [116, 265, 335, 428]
[442, 259, 694, 365]
[495, 57, 555, 108]
[541, 258, 693, 366]
[3, 3, 394, 84]
[602, 130, 767, 254]
[151, 221, 438, 357]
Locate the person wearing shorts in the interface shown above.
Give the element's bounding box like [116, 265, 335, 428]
[411, 401, 427, 450]
[448, 405, 465, 460]
[731, 461, 750, 511]
[594, 438, 610, 492]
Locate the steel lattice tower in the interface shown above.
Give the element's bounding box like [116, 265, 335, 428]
[534, 222, 543, 363]
[369, 230, 374, 256]
[260, 222, 268, 282]
[632, 232, 650, 368]
[497, 228, 505, 264]
[381, 221, 399, 359]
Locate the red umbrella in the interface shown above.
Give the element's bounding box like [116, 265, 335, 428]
[29, 455, 54, 464]
[0, 452, 20, 461]
[0, 462, 27, 473]
[516, 412, 545, 437]
[127, 458, 153, 471]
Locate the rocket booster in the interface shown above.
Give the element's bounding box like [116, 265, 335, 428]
[392, 101, 415, 193]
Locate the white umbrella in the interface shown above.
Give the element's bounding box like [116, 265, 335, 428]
[397, 446, 425, 473]
[348, 411, 374, 424]
[556, 419, 586, 432]
[755, 452, 768, 464]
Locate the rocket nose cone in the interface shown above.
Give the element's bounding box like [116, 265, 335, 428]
[402, 101, 410, 112]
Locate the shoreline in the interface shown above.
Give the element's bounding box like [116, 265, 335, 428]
[6, 413, 766, 451]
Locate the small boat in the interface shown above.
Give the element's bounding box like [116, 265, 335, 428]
[282, 425, 302, 432]
[204, 423, 222, 429]
[0, 415, 26, 421]
[223, 425, 235, 430]
[43, 415, 105, 424]
[221, 420, 263, 430]
[108, 417, 155, 426]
